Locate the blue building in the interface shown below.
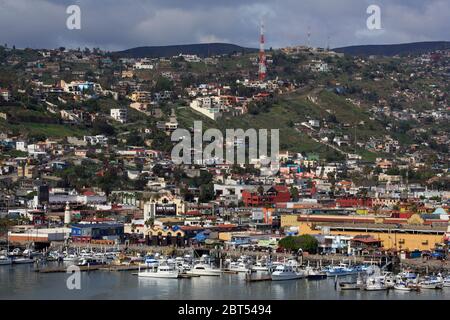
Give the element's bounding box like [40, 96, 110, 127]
[71, 223, 124, 243]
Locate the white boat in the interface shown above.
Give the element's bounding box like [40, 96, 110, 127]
[364, 277, 388, 291]
[77, 257, 107, 266]
[339, 281, 363, 290]
[271, 264, 305, 281]
[0, 255, 12, 265]
[229, 261, 254, 273]
[323, 264, 359, 277]
[12, 257, 35, 264]
[419, 281, 443, 289]
[378, 272, 396, 288]
[138, 265, 180, 279]
[187, 263, 223, 276]
[144, 257, 159, 268]
[63, 254, 80, 262]
[419, 277, 444, 289]
[8, 248, 21, 257]
[394, 282, 412, 291]
[305, 266, 327, 280]
[251, 262, 271, 272]
[443, 276, 450, 287]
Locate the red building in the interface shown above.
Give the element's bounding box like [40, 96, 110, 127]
[242, 186, 291, 207]
[336, 197, 373, 208]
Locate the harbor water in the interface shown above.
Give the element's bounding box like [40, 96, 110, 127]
[1, 263, 449, 300]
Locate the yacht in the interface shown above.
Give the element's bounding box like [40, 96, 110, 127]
[138, 264, 180, 279]
[187, 263, 223, 276]
[271, 264, 305, 281]
[0, 255, 12, 265]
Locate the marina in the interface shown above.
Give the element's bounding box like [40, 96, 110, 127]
[2, 245, 450, 299]
[2, 261, 450, 300]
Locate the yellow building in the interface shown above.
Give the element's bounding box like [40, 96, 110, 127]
[281, 214, 446, 251]
[17, 164, 37, 179]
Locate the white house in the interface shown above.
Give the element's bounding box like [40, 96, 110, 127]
[110, 108, 127, 123]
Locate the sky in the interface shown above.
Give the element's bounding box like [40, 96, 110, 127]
[0, 0, 448, 51]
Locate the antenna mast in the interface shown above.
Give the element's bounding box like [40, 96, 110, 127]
[258, 20, 267, 81]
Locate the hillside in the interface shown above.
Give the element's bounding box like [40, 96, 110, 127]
[176, 89, 396, 162]
[113, 43, 258, 58]
[333, 41, 450, 57]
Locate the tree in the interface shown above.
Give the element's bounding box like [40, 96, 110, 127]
[278, 235, 318, 253]
[257, 185, 265, 195]
[290, 186, 299, 202]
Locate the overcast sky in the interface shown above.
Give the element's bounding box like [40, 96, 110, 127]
[0, 0, 448, 51]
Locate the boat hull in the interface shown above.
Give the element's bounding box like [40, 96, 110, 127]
[187, 270, 222, 276]
[138, 272, 179, 279]
[394, 286, 412, 291]
[271, 273, 304, 281]
[13, 259, 34, 264]
[339, 283, 362, 290]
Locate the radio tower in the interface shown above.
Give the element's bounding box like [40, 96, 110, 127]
[307, 26, 311, 48]
[258, 21, 266, 81]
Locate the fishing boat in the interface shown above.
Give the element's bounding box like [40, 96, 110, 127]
[305, 266, 327, 280]
[138, 264, 180, 279]
[187, 263, 223, 276]
[271, 264, 305, 281]
[0, 255, 12, 265]
[364, 276, 388, 291]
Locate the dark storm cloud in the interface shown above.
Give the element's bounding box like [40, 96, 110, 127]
[0, 0, 448, 50]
